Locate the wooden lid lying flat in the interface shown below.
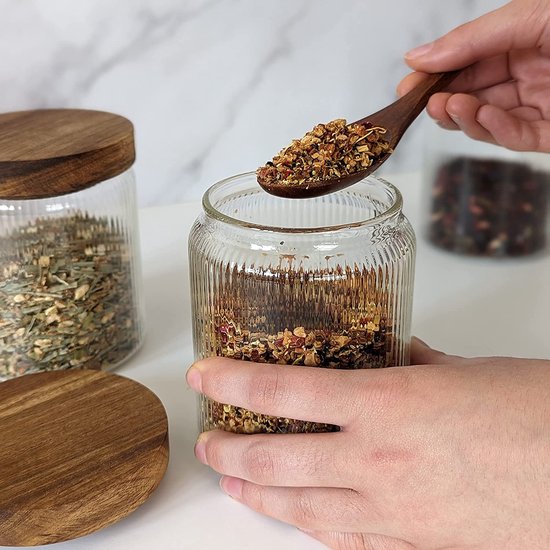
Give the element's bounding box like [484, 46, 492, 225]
[0, 369, 169, 546]
[0, 109, 135, 200]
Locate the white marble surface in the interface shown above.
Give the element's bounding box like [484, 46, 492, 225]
[0, 0, 506, 206]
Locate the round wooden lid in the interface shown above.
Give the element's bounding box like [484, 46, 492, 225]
[0, 109, 135, 200]
[0, 369, 169, 546]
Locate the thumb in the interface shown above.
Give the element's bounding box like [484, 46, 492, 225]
[410, 337, 463, 365]
[405, 0, 549, 71]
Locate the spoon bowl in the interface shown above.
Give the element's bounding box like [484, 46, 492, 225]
[259, 71, 460, 199]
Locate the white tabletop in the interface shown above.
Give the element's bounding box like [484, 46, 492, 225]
[14, 172, 550, 550]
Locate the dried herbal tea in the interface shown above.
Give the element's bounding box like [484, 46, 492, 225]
[203, 321, 390, 434]
[257, 118, 392, 186]
[0, 213, 141, 380]
[217, 323, 388, 369]
[197, 263, 395, 435]
[429, 157, 548, 256]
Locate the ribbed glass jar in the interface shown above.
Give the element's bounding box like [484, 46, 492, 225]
[189, 172, 416, 434]
[0, 109, 144, 381]
[0, 170, 144, 380]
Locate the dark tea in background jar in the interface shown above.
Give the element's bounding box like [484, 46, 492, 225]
[424, 123, 550, 257]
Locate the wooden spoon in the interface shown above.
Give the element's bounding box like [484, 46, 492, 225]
[258, 71, 460, 199]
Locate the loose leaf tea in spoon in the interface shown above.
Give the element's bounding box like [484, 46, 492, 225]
[257, 72, 460, 198]
[257, 118, 391, 190]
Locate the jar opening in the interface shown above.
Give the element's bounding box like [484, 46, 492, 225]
[203, 172, 403, 233]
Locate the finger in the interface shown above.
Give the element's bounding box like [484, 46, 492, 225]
[508, 106, 546, 123]
[425, 91, 544, 134]
[303, 530, 415, 550]
[473, 81, 525, 112]
[446, 54, 510, 93]
[426, 93, 460, 129]
[476, 104, 550, 152]
[196, 430, 352, 488]
[398, 55, 510, 97]
[220, 476, 379, 533]
[187, 357, 370, 425]
[410, 337, 462, 366]
[443, 93, 497, 144]
[404, 1, 548, 72]
[396, 71, 428, 97]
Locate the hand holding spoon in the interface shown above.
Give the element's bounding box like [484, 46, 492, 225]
[258, 71, 460, 199]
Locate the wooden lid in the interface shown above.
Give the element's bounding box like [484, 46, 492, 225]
[0, 369, 169, 546]
[0, 109, 135, 200]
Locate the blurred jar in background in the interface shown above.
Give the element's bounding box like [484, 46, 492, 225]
[424, 123, 550, 257]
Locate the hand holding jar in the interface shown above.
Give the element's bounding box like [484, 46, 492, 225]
[187, 339, 550, 550]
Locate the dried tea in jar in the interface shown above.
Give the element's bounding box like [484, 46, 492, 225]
[189, 172, 415, 434]
[428, 156, 548, 256]
[423, 122, 550, 258]
[0, 109, 144, 380]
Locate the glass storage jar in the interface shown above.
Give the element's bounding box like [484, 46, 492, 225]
[189, 172, 416, 434]
[0, 109, 144, 380]
[424, 123, 550, 257]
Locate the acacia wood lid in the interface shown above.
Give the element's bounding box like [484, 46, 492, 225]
[0, 109, 135, 200]
[0, 369, 169, 546]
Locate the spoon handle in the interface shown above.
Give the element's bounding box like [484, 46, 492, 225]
[356, 71, 460, 144]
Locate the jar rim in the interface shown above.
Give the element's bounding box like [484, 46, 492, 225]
[202, 172, 403, 234]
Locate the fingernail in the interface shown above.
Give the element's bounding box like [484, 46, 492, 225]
[405, 41, 434, 59]
[220, 476, 243, 500]
[448, 112, 460, 123]
[194, 435, 208, 465]
[186, 366, 202, 392]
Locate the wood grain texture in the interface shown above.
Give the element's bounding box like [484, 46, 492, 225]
[357, 71, 460, 145]
[0, 369, 169, 546]
[0, 109, 135, 200]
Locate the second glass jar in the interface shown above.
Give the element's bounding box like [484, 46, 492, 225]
[189, 173, 416, 434]
[423, 122, 550, 257]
